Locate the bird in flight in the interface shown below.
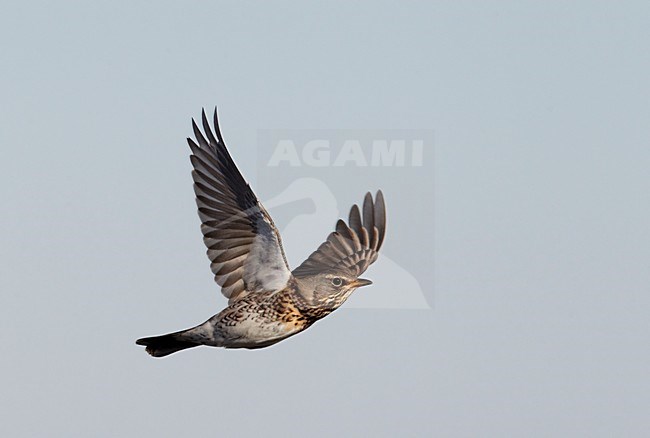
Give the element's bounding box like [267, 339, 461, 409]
[136, 109, 386, 357]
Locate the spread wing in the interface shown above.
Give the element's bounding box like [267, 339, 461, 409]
[188, 108, 292, 303]
[292, 191, 386, 278]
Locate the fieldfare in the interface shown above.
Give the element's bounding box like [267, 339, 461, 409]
[136, 109, 386, 357]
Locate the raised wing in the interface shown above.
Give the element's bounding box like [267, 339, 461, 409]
[188, 108, 292, 303]
[293, 191, 386, 278]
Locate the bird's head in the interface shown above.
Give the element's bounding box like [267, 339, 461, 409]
[296, 272, 373, 311]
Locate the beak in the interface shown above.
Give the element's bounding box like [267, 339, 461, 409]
[351, 278, 373, 288]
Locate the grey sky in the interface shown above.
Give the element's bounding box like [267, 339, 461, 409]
[1, 1, 649, 437]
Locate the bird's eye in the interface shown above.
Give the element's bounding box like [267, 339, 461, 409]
[331, 277, 343, 286]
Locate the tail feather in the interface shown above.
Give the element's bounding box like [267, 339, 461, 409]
[136, 332, 200, 358]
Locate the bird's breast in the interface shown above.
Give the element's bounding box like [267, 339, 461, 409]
[212, 292, 313, 348]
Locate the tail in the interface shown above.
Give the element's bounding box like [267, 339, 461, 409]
[136, 330, 201, 358]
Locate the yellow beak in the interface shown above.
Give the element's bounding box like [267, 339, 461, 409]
[351, 278, 373, 288]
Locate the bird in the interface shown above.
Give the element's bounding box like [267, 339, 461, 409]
[136, 108, 386, 357]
